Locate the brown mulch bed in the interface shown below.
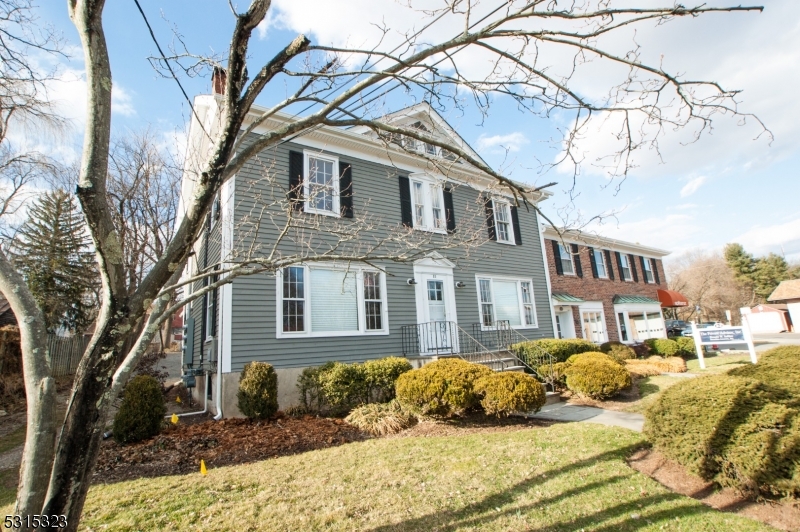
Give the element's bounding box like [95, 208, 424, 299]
[94, 415, 369, 484]
[628, 448, 800, 532]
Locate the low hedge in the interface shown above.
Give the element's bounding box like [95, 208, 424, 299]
[113, 375, 166, 444]
[395, 358, 492, 417]
[625, 356, 687, 377]
[644, 374, 800, 497]
[511, 338, 597, 364]
[644, 338, 679, 357]
[599, 341, 637, 362]
[237, 362, 279, 420]
[475, 372, 546, 417]
[564, 352, 632, 399]
[297, 357, 413, 414]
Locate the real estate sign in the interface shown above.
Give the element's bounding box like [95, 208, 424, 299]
[691, 321, 757, 369]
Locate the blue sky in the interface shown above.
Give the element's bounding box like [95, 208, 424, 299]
[30, 0, 800, 265]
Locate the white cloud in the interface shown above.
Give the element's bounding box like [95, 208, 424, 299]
[112, 85, 136, 117]
[680, 176, 707, 198]
[586, 213, 708, 259]
[475, 132, 528, 154]
[669, 203, 699, 211]
[734, 217, 800, 258]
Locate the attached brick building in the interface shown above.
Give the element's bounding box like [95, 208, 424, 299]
[542, 226, 670, 344]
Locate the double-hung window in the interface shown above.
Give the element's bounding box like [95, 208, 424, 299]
[493, 200, 514, 244]
[558, 243, 574, 275]
[593, 249, 608, 278]
[409, 176, 445, 232]
[304, 152, 339, 216]
[642, 258, 655, 283]
[475, 276, 537, 328]
[278, 265, 388, 337]
[619, 254, 632, 281]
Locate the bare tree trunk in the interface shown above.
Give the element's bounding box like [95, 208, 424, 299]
[0, 252, 54, 525]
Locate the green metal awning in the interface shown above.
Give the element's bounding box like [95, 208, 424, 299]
[552, 292, 585, 303]
[613, 295, 661, 304]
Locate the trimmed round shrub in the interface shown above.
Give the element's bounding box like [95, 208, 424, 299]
[599, 341, 636, 362]
[113, 375, 166, 444]
[237, 361, 279, 420]
[317, 361, 368, 413]
[644, 338, 679, 357]
[345, 399, 416, 436]
[512, 338, 597, 364]
[396, 359, 492, 417]
[674, 336, 696, 356]
[644, 375, 800, 497]
[564, 352, 632, 399]
[475, 372, 546, 417]
[729, 345, 800, 395]
[566, 351, 620, 366]
[364, 356, 413, 402]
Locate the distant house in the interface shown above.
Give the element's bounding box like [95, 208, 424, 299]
[541, 226, 686, 344]
[741, 303, 792, 334]
[767, 279, 800, 331]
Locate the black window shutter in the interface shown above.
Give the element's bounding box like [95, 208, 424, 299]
[551, 240, 563, 275]
[443, 187, 456, 233]
[484, 197, 497, 241]
[211, 280, 218, 337]
[588, 247, 599, 278]
[339, 161, 353, 218]
[615, 251, 624, 280]
[605, 249, 615, 280]
[639, 256, 648, 283]
[652, 259, 661, 285]
[630, 254, 639, 282]
[288, 150, 304, 212]
[571, 243, 583, 278]
[510, 206, 522, 245]
[398, 175, 413, 227]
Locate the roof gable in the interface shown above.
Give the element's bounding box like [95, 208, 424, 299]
[768, 279, 800, 302]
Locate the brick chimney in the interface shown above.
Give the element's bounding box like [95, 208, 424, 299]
[212, 67, 227, 96]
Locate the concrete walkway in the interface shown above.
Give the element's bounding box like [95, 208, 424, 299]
[528, 403, 644, 432]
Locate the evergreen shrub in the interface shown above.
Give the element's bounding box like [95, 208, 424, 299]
[644, 338, 679, 357]
[237, 361, 279, 420]
[729, 345, 800, 395]
[511, 338, 597, 364]
[317, 361, 368, 413]
[113, 375, 166, 444]
[564, 352, 632, 399]
[395, 358, 492, 417]
[599, 341, 637, 362]
[363, 356, 413, 402]
[475, 372, 546, 417]
[674, 336, 696, 356]
[644, 374, 800, 497]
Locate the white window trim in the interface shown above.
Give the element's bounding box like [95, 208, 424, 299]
[642, 257, 655, 284]
[492, 199, 516, 245]
[275, 263, 390, 338]
[408, 173, 447, 234]
[204, 283, 215, 343]
[594, 249, 609, 279]
[558, 243, 576, 276]
[303, 150, 340, 217]
[474, 275, 538, 329]
[618, 253, 633, 282]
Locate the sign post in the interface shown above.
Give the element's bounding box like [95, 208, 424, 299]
[691, 321, 758, 369]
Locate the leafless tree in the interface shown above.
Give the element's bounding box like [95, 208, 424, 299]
[667, 250, 755, 324]
[0, 0, 767, 528]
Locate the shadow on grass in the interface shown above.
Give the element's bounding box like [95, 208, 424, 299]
[364, 443, 704, 532]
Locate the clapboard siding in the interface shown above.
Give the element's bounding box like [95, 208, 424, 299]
[228, 139, 554, 371]
[189, 218, 222, 366]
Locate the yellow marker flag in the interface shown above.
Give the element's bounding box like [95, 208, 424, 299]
[176, 396, 182, 404]
[200, 460, 207, 476]
[171, 413, 179, 424]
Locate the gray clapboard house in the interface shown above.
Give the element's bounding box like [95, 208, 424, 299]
[179, 94, 556, 416]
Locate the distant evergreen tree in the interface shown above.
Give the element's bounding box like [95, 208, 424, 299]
[724, 243, 797, 303]
[724, 243, 755, 284]
[9, 190, 98, 332]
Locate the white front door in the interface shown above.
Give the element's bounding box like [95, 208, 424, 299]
[413, 259, 458, 354]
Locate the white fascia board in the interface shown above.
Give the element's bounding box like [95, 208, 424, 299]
[541, 224, 670, 258]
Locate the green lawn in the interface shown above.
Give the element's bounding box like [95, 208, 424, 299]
[686, 352, 753, 374]
[625, 375, 684, 414]
[3, 423, 771, 531]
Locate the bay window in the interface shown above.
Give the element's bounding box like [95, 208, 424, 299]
[475, 276, 537, 328]
[277, 265, 388, 337]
